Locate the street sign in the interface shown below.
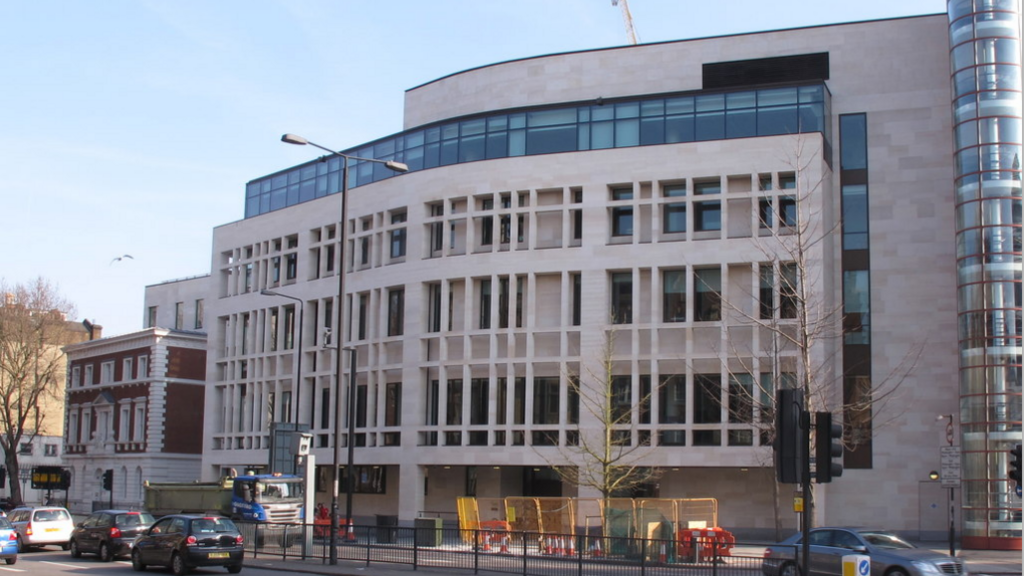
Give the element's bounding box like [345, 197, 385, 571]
[939, 446, 961, 488]
[31, 466, 70, 490]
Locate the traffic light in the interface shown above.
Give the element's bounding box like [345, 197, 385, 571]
[102, 469, 113, 491]
[815, 411, 844, 483]
[774, 388, 805, 484]
[1011, 444, 1022, 485]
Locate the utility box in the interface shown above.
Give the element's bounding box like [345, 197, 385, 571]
[414, 517, 443, 546]
[376, 514, 399, 543]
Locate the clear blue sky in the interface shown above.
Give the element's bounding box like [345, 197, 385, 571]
[1, 0, 946, 336]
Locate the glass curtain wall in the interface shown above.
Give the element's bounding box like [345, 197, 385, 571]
[947, 0, 1023, 550]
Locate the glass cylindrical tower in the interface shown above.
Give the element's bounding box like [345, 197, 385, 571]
[948, 0, 1023, 550]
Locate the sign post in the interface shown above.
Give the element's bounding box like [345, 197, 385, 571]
[939, 445, 960, 557]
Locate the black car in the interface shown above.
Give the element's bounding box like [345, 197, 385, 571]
[70, 510, 155, 561]
[131, 515, 243, 575]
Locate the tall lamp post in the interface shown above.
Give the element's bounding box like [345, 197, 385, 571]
[281, 133, 407, 565]
[260, 289, 305, 429]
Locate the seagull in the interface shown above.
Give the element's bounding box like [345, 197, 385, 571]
[110, 254, 134, 264]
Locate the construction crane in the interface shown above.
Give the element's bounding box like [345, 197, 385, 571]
[611, 0, 639, 45]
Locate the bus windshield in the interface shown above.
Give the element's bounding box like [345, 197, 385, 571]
[255, 479, 304, 503]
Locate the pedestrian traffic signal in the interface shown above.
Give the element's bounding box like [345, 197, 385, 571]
[815, 411, 844, 483]
[1011, 444, 1022, 486]
[102, 469, 113, 491]
[774, 389, 805, 484]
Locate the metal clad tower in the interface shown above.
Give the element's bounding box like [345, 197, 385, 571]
[947, 0, 1023, 550]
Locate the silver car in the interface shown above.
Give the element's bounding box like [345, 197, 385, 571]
[762, 527, 967, 576]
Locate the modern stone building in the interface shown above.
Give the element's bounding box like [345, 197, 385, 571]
[200, 2, 1021, 548]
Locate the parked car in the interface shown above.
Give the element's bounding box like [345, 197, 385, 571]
[762, 527, 967, 576]
[8, 506, 73, 551]
[131, 514, 243, 575]
[70, 509, 156, 561]
[0, 516, 18, 564]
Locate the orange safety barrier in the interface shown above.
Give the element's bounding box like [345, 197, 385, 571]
[313, 517, 351, 538]
[478, 520, 511, 551]
[676, 527, 735, 562]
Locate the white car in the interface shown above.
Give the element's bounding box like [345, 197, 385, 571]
[8, 507, 74, 551]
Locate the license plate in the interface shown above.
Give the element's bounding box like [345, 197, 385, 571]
[208, 552, 230, 559]
[45, 528, 60, 532]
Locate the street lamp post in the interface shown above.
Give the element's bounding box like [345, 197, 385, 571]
[260, 289, 305, 430]
[342, 347, 357, 545]
[281, 134, 407, 565]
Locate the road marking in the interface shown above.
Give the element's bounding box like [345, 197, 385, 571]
[40, 561, 85, 568]
[0, 567, 25, 572]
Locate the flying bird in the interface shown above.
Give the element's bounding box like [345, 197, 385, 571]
[110, 254, 134, 264]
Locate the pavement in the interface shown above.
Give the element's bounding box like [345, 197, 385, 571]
[242, 543, 1022, 576]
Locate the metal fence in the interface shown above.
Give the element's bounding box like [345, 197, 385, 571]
[237, 520, 773, 576]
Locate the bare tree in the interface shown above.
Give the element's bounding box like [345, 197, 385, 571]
[0, 278, 76, 507]
[546, 328, 663, 501]
[715, 140, 917, 532]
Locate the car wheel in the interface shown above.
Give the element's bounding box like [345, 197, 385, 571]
[62, 542, 70, 551]
[70, 539, 81, 558]
[131, 549, 147, 572]
[781, 561, 801, 576]
[99, 542, 112, 562]
[172, 552, 190, 576]
[4, 558, 14, 565]
[887, 569, 910, 576]
[227, 565, 242, 574]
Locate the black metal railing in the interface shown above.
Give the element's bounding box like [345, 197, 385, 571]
[235, 520, 773, 576]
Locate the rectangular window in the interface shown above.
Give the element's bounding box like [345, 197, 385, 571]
[147, 306, 157, 328]
[358, 294, 369, 340]
[659, 375, 686, 423]
[122, 358, 133, 381]
[663, 184, 686, 197]
[284, 306, 297, 349]
[480, 216, 494, 246]
[44, 444, 58, 457]
[285, 253, 297, 280]
[390, 211, 407, 258]
[663, 269, 686, 322]
[571, 272, 582, 326]
[694, 373, 722, 423]
[326, 244, 336, 272]
[694, 268, 721, 321]
[388, 289, 404, 336]
[694, 201, 721, 231]
[664, 203, 686, 233]
[446, 379, 463, 425]
[612, 206, 633, 236]
[779, 196, 797, 226]
[611, 272, 633, 324]
[694, 180, 721, 195]
[428, 283, 442, 333]
[479, 279, 492, 329]
[513, 377, 526, 424]
[174, 302, 184, 330]
[137, 356, 148, 378]
[780, 263, 798, 319]
[427, 380, 440, 426]
[272, 256, 281, 283]
[498, 277, 509, 329]
[611, 376, 631, 423]
[470, 378, 488, 425]
[728, 374, 754, 423]
[759, 266, 774, 319]
[134, 405, 145, 440]
[195, 299, 204, 329]
[356, 385, 368, 427]
[496, 378, 508, 425]
[71, 366, 81, 388]
[101, 361, 114, 384]
[85, 365, 94, 385]
[360, 237, 370, 265]
[533, 377, 560, 425]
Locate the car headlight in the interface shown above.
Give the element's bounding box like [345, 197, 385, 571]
[912, 561, 945, 575]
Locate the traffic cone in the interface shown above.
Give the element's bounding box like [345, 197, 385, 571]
[499, 534, 509, 554]
[544, 536, 552, 555]
[566, 536, 575, 556]
[345, 522, 356, 542]
[482, 533, 492, 552]
[591, 538, 603, 558]
[659, 543, 667, 564]
[555, 536, 564, 556]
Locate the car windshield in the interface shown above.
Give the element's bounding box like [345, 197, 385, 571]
[256, 480, 304, 502]
[34, 509, 70, 522]
[860, 531, 916, 549]
[193, 517, 237, 533]
[117, 512, 155, 527]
